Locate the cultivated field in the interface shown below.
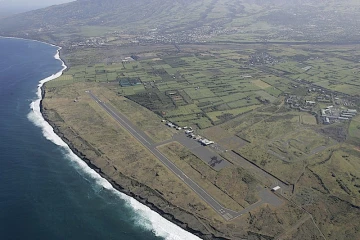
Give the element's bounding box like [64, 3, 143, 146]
[45, 43, 360, 239]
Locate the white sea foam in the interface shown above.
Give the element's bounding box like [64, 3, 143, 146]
[27, 46, 202, 240]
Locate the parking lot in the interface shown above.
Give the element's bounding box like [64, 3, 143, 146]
[172, 133, 231, 171]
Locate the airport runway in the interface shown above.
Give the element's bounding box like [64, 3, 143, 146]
[87, 91, 242, 220]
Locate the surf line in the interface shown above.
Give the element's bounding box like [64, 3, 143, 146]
[26, 44, 201, 240]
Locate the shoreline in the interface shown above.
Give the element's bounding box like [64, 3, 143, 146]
[29, 41, 225, 239]
[40, 110, 216, 239]
[0, 35, 59, 48]
[0, 36, 70, 71]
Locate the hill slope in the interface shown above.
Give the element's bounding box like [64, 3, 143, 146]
[1, 0, 360, 44]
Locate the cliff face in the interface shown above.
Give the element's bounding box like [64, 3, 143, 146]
[39, 86, 232, 240]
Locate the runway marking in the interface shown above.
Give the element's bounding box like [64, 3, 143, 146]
[100, 101, 152, 146]
[88, 92, 229, 213]
[90, 93, 235, 216]
[86, 91, 282, 221]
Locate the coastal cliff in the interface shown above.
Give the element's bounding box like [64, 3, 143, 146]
[39, 86, 233, 240]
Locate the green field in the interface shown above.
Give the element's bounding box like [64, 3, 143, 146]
[37, 3, 360, 238]
[47, 44, 360, 131]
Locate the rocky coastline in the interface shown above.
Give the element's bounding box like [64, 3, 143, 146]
[40, 86, 232, 240]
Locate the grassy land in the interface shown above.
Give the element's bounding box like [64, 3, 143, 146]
[158, 142, 260, 209]
[42, 80, 311, 239]
[6, 0, 358, 237]
[42, 82, 223, 223]
[348, 115, 360, 145]
[43, 41, 360, 239]
[309, 147, 360, 204]
[292, 146, 360, 240]
[53, 44, 360, 133]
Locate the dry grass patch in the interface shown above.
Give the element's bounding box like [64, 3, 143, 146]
[158, 141, 262, 209]
[301, 114, 317, 125]
[309, 147, 360, 205]
[88, 86, 175, 142]
[43, 82, 222, 221]
[252, 79, 272, 89]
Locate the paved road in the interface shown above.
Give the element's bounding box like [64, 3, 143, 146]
[87, 91, 284, 220]
[227, 150, 291, 193]
[87, 91, 241, 220]
[172, 134, 231, 171]
[163, 131, 291, 194]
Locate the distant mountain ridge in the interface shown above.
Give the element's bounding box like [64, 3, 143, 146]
[0, 0, 201, 33]
[1, 0, 359, 44]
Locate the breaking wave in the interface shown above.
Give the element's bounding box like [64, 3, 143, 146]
[27, 46, 201, 240]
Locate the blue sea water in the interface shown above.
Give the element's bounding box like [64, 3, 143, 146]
[0, 38, 199, 240]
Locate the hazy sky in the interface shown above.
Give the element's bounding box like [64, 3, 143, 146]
[1, 0, 74, 6]
[0, 0, 74, 14]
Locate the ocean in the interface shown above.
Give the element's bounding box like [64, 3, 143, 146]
[0, 37, 200, 240]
